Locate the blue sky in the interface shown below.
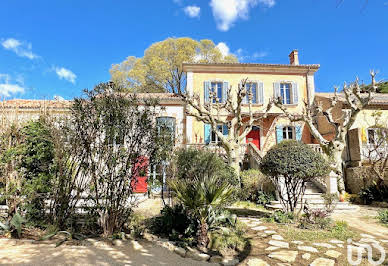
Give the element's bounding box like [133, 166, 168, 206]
[1, 0, 387, 100]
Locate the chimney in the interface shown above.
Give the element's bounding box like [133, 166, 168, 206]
[289, 50, 299, 65]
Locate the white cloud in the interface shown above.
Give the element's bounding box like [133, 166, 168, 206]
[184, 5, 201, 18]
[253, 51, 268, 58]
[216, 42, 231, 57]
[53, 95, 65, 101]
[54, 67, 77, 84]
[1, 38, 39, 60]
[0, 74, 25, 97]
[210, 0, 275, 31]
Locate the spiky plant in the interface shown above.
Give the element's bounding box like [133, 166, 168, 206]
[168, 175, 234, 249]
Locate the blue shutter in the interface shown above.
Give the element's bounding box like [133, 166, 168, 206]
[295, 125, 302, 141]
[204, 81, 210, 103]
[223, 123, 229, 136]
[273, 82, 281, 101]
[222, 82, 229, 103]
[276, 126, 283, 144]
[257, 82, 264, 104]
[204, 124, 211, 144]
[292, 82, 299, 104]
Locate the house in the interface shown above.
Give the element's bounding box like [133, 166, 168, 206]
[182, 50, 321, 163]
[315, 92, 388, 193]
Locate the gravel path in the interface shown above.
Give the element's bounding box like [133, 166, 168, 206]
[0, 239, 213, 266]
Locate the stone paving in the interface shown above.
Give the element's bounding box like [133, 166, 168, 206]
[240, 216, 388, 266]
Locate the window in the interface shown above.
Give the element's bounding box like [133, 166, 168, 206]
[211, 82, 223, 103]
[367, 128, 388, 145]
[156, 117, 176, 141]
[211, 124, 227, 144]
[283, 126, 295, 140]
[280, 83, 291, 104]
[245, 82, 258, 104]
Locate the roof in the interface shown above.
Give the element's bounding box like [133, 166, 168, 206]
[182, 62, 320, 74]
[1, 99, 71, 109]
[315, 92, 388, 106]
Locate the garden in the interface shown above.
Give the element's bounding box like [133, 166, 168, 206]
[0, 85, 388, 266]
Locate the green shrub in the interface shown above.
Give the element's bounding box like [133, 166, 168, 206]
[0, 213, 26, 238]
[208, 221, 248, 254]
[266, 210, 295, 224]
[260, 141, 329, 213]
[359, 185, 388, 204]
[377, 210, 388, 224]
[126, 213, 146, 238]
[240, 169, 275, 204]
[298, 209, 332, 230]
[151, 204, 198, 242]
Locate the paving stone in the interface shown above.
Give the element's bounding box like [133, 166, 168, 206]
[325, 250, 342, 259]
[336, 244, 344, 248]
[297, 246, 318, 253]
[291, 241, 304, 245]
[272, 235, 284, 241]
[381, 240, 388, 243]
[313, 243, 335, 249]
[246, 258, 270, 266]
[276, 263, 291, 266]
[329, 239, 344, 244]
[302, 253, 311, 260]
[258, 233, 268, 238]
[265, 246, 280, 251]
[174, 247, 186, 257]
[268, 240, 289, 249]
[348, 245, 366, 254]
[360, 238, 379, 244]
[221, 258, 239, 266]
[250, 221, 263, 226]
[209, 256, 223, 263]
[360, 233, 375, 239]
[112, 239, 123, 246]
[186, 251, 210, 261]
[268, 250, 298, 263]
[310, 258, 335, 266]
[252, 226, 268, 231]
[264, 230, 277, 235]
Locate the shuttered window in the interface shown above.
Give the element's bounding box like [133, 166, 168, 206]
[204, 123, 228, 144]
[204, 81, 229, 103]
[274, 82, 299, 104]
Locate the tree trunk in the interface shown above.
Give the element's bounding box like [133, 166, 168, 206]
[197, 220, 209, 250]
[328, 141, 345, 193]
[227, 145, 241, 185]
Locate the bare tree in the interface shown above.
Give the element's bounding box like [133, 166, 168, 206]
[271, 72, 377, 192]
[362, 112, 388, 189]
[175, 79, 270, 181]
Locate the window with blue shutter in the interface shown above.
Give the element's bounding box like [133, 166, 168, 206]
[223, 123, 229, 136]
[273, 82, 281, 101]
[276, 126, 283, 144]
[280, 83, 291, 104]
[257, 82, 264, 104]
[295, 125, 302, 141]
[292, 82, 299, 104]
[204, 124, 211, 144]
[204, 81, 210, 103]
[211, 82, 223, 103]
[245, 83, 257, 104]
[222, 82, 229, 103]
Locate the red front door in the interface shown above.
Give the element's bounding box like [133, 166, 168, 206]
[246, 126, 260, 149]
[131, 156, 148, 193]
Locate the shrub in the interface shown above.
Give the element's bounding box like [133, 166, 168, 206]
[359, 184, 388, 204]
[208, 221, 248, 255]
[260, 141, 329, 213]
[0, 213, 26, 238]
[152, 204, 198, 242]
[377, 210, 388, 225]
[240, 169, 275, 204]
[168, 175, 235, 249]
[171, 148, 239, 188]
[266, 210, 295, 224]
[299, 209, 332, 230]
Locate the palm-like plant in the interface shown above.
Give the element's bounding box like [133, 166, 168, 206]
[168, 175, 235, 249]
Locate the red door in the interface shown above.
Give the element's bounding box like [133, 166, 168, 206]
[246, 126, 260, 149]
[131, 156, 148, 193]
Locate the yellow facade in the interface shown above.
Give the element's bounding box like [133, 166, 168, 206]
[183, 56, 320, 152]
